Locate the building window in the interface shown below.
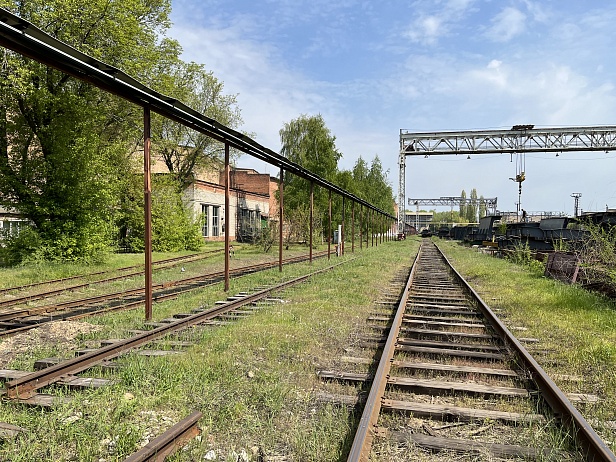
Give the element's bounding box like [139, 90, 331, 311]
[201, 204, 209, 237]
[212, 206, 220, 237]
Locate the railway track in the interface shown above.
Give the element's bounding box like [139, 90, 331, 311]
[0, 249, 223, 309]
[324, 240, 614, 461]
[0, 251, 328, 338]
[2, 259, 345, 401]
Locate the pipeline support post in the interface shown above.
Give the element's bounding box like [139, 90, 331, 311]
[309, 181, 314, 264]
[341, 196, 345, 255]
[143, 107, 153, 321]
[328, 189, 332, 259]
[359, 205, 363, 250]
[351, 201, 355, 253]
[279, 167, 284, 272]
[375, 211, 378, 247]
[224, 143, 230, 291]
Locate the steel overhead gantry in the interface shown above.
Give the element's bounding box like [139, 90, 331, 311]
[398, 125, 616, 233]
[407, 197, 497, 215]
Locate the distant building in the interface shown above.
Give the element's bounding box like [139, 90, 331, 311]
[404, 211, 433, 233]
[183, 168, 277, 242]
[0, 206, 28, 239]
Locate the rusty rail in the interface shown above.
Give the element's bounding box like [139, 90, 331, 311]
[0, 251, 329, 328]
[123, 411, 202, 462]
[346, 244, 420, 461]
[434, 242, 616, 462]
[0, 251, 218, 298]
[5, 260, 345, 399]
[0, 251, 223, 309]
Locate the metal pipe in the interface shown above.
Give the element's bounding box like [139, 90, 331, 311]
[374, 211, 377, 247]
[0, 11, 397, 223]
[143, 107, 153, 321]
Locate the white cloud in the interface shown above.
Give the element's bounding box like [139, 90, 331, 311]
[405, 15, 445, 45]
[170, 19, 328, 149]
[485, 7, 526, 42]
[404, 0, 478, 46]
[168, 0, 616, 212]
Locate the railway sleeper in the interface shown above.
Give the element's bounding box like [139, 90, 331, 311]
[0, 422, 26, 439]
[380, 398, 545, 425]
[375, 427, 562, 460]
[396, 338, 503, 352]
[1, 369, 114, 390]
[0, 390, 71, 407]
[386, 376, 529, 398]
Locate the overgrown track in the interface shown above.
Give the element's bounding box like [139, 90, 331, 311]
[3, 259, 346, 400]
[346, 240, 615, 461]
[0, 250, 223, 309]
[0, 251, 328, 338]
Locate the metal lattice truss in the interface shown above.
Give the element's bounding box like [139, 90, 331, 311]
[408, 196, 497, 211]
[400, 126, 616, 155]
[396, 125, 616, 233]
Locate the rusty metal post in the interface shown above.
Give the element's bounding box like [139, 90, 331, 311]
[359, 205, 363, 250]
[351, 201, 355, 253]
[143, 107, 153, 321]
[328, 189, 332, 260]
[309, 181, 314, 264]
[341, 196, 345, 256]
[371, 209, 374, 247]
[224, 143, 230, 291]
[279, 168, 284, 272]
[375, 211, 378, 247]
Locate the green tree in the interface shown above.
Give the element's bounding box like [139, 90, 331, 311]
[151, 61, 243, 189]
[365, 156, 394, 213]
[348, 155, 394, 241]
[479, 195, 487, 219]
[432, 210, 464, 224]
[0, 0, 181, 262]
[459, 190, 467, 219]
[279, 114, 341, 240]
[467, 188, 478, 222]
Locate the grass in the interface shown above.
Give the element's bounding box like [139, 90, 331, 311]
[2, 237, 614, 460]
[436, 238, 616, 452]
[0, 238, 417, 461]
[0, 247, 215, 290]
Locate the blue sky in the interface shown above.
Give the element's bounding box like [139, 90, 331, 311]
[169, 0, 616, 215]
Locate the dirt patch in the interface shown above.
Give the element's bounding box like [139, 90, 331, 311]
[0, 321, 102, 368]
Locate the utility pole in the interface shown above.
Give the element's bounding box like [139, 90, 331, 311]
[571, 193, 582, 218]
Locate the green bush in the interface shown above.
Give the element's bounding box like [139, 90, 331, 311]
[505, 241, 545, 275]
[117, 174, 203, 253]
[0, 226, 42, 266]
[574, 222, 616, 294]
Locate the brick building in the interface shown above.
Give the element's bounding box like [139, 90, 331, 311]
[183, 168, 278, 242]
